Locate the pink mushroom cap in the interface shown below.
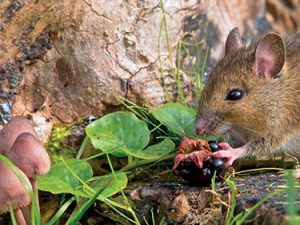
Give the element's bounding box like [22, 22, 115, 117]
[9, 132, 50, 178]
[0, 160, 32, 214]
[0, 116, 38, 156]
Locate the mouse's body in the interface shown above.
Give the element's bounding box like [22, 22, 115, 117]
[195, 28, 300, 165]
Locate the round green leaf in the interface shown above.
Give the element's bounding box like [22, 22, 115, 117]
[121, 138, 175, 159]
[86, 112, 150, 157]
[151, 103, 197, 137]
[37, 159, 93, 194]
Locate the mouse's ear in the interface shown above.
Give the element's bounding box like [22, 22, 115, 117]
[253, 33, 285, 79]
[225, 27, 242, 55]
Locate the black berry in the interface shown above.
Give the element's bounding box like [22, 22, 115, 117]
[213, 159, 225, 170]
[204, 155, 212, 162]
[176, 159, 198, 180]
[203, 155, 213, 168]
[208, 141, 219, 152]
[199, 168, 212, 182]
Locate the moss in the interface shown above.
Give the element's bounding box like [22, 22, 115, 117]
[46, 125, 74, 163]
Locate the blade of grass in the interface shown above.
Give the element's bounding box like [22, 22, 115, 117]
[200, 46, 209, 81]
[158, 10, 170, 101]
[159, 0, 174, 70]
[9, 207, 17, 225]
[82, 152, 106, 161]
[235, 189, 284, 225]
[46, 196, 76, 225]
[76, 136, 90, 159]
[118, 96, 166, 134]
[196, 41, 202, 74]
[159, 217, 166, 225]
[151, 208, 156, 225]
[285, 170, 299, 225]
[180, 40, 204, 46]
[9, 207, 18, 225]
[61, 157, 136, 223]
[211, 170, 217, 204]
[106, 153, 141, 225]
[66, 178, 114, 225]
[158, 0, 179, 101]
[60, 157, 128, 210]
[119, 153, 174, 172]
[0, 155, 40, 225]
[176, 41, 184, 103]
[225, 179, 238, 225]
[235, 167, 284, 175]
[181, 43, 199, 77]
[228, 212, 243, 225]
[196, 46, 209, 104]
[143, 217, 151, 225]
[55, 193, 66, 225]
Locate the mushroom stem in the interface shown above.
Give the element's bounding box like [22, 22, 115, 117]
[8, 132, 51, 221]
[21, 206, 31, 225]
[30, 177, 40, 211]
[13, 208, 27, 225]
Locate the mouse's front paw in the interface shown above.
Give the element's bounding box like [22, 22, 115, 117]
[212, 143, 247, 167]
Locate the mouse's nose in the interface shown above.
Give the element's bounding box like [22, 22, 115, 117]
[195, 119, 209, 135]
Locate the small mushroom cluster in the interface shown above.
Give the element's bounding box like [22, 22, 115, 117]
[0, 116, 51, 225]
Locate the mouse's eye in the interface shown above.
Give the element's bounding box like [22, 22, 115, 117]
[226, 89, 244, 101]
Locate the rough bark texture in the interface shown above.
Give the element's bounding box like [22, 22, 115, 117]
[0, 0, 297, 140]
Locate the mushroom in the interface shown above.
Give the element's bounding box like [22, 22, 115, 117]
[0, 160, 32, 225]
[0, 116, 38, 156]
[9, 132, 51, 211]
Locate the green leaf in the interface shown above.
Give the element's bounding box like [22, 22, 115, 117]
[91, 172, 127, 198]
[86, 112, 150, 157]
[121, 138, 175, 159]
[151, 103, 197, 137]
[38, 160, 127, 200]
[37, 159, 93, 194]
[73, 172, 128, 199]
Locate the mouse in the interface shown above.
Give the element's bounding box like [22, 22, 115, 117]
[195, 27, 300, 167]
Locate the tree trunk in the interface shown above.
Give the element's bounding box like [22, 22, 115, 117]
[0, 0, 298, 136]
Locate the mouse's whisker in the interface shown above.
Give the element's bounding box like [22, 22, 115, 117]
[238, 124, 257, 135]
[201, 119, 213, 135]
[229, 129, 247, 144]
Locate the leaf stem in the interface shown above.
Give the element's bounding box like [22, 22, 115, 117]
[106, 154, 141, 225]
[120, 154, 174, 172]
[76, 136, 90, 159]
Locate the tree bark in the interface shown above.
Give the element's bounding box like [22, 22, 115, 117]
[0, 0, 297, 138]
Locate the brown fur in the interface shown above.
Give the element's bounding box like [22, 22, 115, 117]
[197, 32, 300, 157]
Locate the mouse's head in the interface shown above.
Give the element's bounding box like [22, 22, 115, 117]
[196, 28, 286, 140]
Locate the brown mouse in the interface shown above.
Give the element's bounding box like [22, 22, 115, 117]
[195, 27, 300, 167]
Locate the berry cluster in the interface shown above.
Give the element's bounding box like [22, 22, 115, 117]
[175, 140, 225, 185]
